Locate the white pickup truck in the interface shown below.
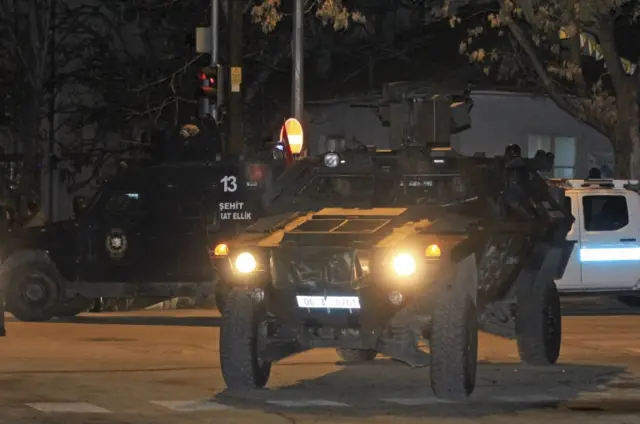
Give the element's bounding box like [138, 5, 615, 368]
[550, 178, 640, 307]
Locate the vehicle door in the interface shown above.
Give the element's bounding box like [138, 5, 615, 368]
[147, 181, 213, 283]
[214, 164, 263, 234]
[578, 190, 640, 290]
[554, 192, 582, 290]
[80, 188, 150, 283]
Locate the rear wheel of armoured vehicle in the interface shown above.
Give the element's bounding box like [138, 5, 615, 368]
[55, 297, 93, 318]
[429, 290, 478, 400]
[219, 289, 272, 390]
[515, 279, 562, 366]
[618, 296, 640, 308]
[4, 262, 64, 322]
[336, 348, 377, 362]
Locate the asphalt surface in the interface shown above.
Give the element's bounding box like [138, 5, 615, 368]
[1, 298, 640, 424]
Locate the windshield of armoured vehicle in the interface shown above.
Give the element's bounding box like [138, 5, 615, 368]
[298, 174, 375, 202]
[291, 172, 464, 207]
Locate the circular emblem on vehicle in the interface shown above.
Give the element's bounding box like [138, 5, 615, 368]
[105, 228, 128, 259]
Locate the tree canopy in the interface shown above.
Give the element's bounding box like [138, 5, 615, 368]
[253, 0, 640, 177]
[449, 0, 640, 177]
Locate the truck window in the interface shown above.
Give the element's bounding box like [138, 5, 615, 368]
[105, 191, 142, 214]
[582, 195, 628, 231]
[299, 175, 374, 201]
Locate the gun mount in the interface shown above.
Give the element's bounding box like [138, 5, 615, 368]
[351, 82, 473, 150]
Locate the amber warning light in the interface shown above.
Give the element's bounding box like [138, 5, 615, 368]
[213, 243, 229, 257]
[425, 244, 441, 258]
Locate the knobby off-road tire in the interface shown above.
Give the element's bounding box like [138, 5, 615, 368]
[215, 283, 231, 315]
[219, 289, 272, 390]
[4, 261, 64, 322]
[515, 278, 562, 365]
[429, 289, 478, 400]
[336, 348, 377, 362]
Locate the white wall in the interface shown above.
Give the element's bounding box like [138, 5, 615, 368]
[306, 90, 614, 177]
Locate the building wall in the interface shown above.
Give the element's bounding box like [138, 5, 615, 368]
[306, 90, 614, 178]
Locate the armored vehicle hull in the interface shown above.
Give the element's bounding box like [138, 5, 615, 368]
[213, 89, 574, 399]
[217, 203, 572, 399]
[0, 157, 270, 322]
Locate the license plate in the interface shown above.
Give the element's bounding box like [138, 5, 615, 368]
[296, 296, 361, 309]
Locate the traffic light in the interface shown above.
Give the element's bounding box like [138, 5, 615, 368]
[198, 66, 218, 101]
[197, 65, 223, 120]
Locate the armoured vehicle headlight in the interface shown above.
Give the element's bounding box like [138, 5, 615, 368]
[425, 244, 441, 258]
[392, 253, 416, 277]
[235, 252, 257, 274]
[324, 152, 340, 168]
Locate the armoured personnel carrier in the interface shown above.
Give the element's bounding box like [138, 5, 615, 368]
[0, 122, 273, 322]
[211, 83, 575, 399]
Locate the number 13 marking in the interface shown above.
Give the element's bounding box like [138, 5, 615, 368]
[221, 175, 237, 192]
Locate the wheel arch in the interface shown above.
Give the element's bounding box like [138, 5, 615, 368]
[1, 249, 65, 290]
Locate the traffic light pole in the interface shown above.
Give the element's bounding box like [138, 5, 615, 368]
[292, 0, 304, 123]
[210, 0, 219, 65]
[227, 0, 243, 154]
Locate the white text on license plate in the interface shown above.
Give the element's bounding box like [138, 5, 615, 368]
[296, 296, 361, 309]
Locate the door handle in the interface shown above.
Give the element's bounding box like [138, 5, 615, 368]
[620, 238, 636, 242]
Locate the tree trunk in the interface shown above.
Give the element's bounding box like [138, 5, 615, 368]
[613, 81, 640, 179]
[14, 94, 42, 225]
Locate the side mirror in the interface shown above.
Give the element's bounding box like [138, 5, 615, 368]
[72, 195, 86, 217]
[272, 143, 285, 160]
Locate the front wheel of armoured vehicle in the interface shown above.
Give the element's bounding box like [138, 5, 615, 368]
[220, 289, 272, 390]
[429, 290, 478, 400]
[215, 284, 231, 315]
[515, 279, 562, 366]
[336, 348, 377, 362]
[4, 262, 64, 322]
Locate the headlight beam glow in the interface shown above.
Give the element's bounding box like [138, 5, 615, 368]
[235, 252, 257, 273]
[392, 253, 417, 276]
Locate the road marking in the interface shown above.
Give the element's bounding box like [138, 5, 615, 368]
[492, 395, 563, 403]
[381, 397, 455, 405]
[26, 402, 111, 413]
[266, 400, 350, 407]
[151, 400, 233, 411]
[581, 390, 640, 399]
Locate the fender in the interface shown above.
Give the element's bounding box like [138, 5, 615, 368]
[0, 249, 65, 291]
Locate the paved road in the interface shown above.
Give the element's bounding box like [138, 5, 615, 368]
[1, 299, 640, 424]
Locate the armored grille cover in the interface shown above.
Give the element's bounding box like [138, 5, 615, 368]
[281, 208, 406, 246]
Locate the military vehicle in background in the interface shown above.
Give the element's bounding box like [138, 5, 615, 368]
[211, 82, 574, 399]
[0, 121, 274, 322]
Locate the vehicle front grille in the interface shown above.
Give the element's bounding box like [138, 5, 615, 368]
[271, 247, 359, 291]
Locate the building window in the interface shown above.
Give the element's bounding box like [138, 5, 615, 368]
[527, 135, 576, 178]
